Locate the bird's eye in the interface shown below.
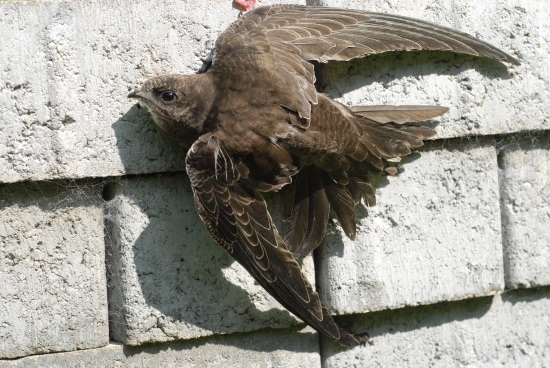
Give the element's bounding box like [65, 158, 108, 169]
[160, 90, 176, 102]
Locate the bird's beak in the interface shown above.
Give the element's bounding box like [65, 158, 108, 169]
[127, 90, 141, 99]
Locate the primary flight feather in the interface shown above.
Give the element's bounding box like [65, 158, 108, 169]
[128, 5, 518, 348]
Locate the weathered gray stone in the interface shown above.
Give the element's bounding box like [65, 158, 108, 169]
[0, 328, 320, 368]
[0, 181, 108, 359]
[500, 133, 550, 288]
[322, 289, 550, 367]
[311, 0, 548, 139]
[104, 173, 315, 345]
[318, 139, 503, 314]
[0, 0, 305, 185]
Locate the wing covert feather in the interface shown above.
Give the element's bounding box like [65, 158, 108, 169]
[211, 5, 518, 119]
[186, 134, 366, 347]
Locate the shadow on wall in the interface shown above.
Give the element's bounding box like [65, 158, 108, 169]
[335, 295, 494, 339]
[500, 286, 550, 305]
[317, 50, 514, 99]
[121, 327, 320, 358]
[322, 287, 550, 357]
[110, 104, 186, 175]
[105, 107, 298, 346]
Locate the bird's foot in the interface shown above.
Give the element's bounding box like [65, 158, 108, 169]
[353, 331, 372, 346]
[233, 0, 256, 13]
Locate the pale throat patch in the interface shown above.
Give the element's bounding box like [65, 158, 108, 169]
[150, 112, 171, 133]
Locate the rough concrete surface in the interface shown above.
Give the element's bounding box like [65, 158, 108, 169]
[0, 328, 320, 368]
[318, 139, 504, 314]
[0, 0, 304, 185]
[322, 289, 550, 367]
[312, 0, 549, 139]
[500, 133, 550, 289]
[0, 181, 108, 359]
[104, 173, 315, 345]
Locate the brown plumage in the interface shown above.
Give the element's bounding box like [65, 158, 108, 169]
[128, 5, 518, 348]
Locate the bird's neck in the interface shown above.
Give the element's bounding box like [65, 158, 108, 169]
[185, 73, 216, 132]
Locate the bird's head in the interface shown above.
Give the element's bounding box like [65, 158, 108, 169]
[128, 74, 215, 136]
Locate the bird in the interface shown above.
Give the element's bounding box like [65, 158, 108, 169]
[128, 5, 519, 348]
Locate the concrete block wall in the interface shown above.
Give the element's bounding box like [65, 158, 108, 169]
[1, 0, 548, 366]
[103, 174, 315, 346]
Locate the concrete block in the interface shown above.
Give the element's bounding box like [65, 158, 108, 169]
[322, 289, 550, 367]
[310, 0, 548, 138]
[104, 173, 315, 345]
[0, 0, 305, 184]
[0, 328, 320, 368]
[0, 181, 108, 359]
[500, 133, 550, 288]
[318, 139, 503, 314]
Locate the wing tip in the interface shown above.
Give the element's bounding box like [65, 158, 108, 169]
[502, 54, 521, 66]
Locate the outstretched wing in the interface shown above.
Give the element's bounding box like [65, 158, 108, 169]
[186, 133, 366, 348]
[210, 5, 519, 119]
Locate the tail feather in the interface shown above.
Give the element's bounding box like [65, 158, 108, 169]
[283, 104, 444, 258]
[351, 105, 448, 124]
[284, 166, 330, 259]
[324, 179, 357, 240]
